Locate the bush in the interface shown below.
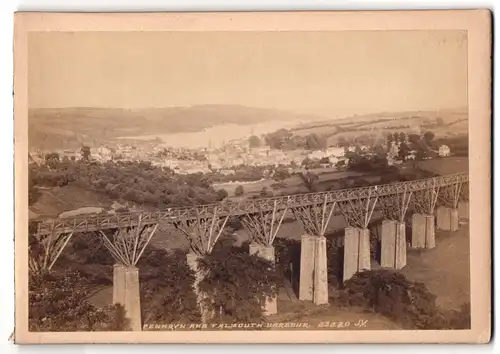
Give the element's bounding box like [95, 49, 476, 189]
[197, 242, 281, 324]
[341, 269, 450, 329]
[234, 185, 245, 196]
[138, 248, 201, 324]
[216, 189, 229, 200]
[29, 270, 129, 331]
[446, 302, 471, 329]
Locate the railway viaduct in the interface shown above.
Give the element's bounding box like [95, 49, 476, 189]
[29, 172, 469, 330]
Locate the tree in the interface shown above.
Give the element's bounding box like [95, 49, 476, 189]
[398, 142, 410, 161]
[44, 152, 60, 169]
[273, 167, 290, 181]
[217, 189, 228, 200]
[81, 146, 91, 162]
[235, 185, 244, 197]
[264, 129, 292, 150]
[248, 135, 261, 148]
[305, 133, 326, 150]
[299, 172, 319, 192]
[398, 132, 406, 143]
[423, 131, 435, 145]
[436, 117, 444, 126]
[408, 134, 421, 145]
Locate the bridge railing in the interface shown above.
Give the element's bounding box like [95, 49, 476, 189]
[32, 172, 468, 236]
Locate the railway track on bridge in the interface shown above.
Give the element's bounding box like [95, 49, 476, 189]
[30, 172, 468, 237]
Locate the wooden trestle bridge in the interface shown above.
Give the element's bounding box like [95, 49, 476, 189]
[32, 172, 468, 237]
[28, 172, 469, 330]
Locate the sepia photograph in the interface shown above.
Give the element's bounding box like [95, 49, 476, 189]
[14, 10, 491, 344]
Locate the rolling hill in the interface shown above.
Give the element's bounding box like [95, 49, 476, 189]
[288, 108, 468, 145]
[28, 105, 328, 150]
[28, 105, 468, 150]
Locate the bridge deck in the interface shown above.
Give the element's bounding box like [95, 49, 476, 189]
[31, 172, 468, 236]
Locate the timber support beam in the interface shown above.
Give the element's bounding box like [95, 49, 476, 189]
[410, 179, 439, 249]
[338, 188, 378, 282]
[98, 215, 159, 331]
[241, 200, 288, 315]
[28, 231, 74, 276]
[437, 179, 465, 231]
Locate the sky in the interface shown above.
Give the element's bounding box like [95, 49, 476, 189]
[28, 30, 468, 118]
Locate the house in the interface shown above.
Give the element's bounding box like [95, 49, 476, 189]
[439, 145, 451, 157]
[324, 147, 345, 157]
[328, 156, 340, 165]
[308, 150, 327, 160]
[220, 169, 236, 176]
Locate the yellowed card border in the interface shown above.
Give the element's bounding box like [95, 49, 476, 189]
[13, 10, 492, 344]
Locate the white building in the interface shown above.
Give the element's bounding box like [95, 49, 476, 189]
[439, 145, 451, 157]
[325, 147, 345, 157]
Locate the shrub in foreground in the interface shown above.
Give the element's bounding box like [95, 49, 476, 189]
[29, 270, 129, 331]
[198, 243, 280, 324]
[340, 269, 470, 330]
[138, 248, 201, 324]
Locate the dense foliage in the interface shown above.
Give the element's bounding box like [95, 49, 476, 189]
[264, 129, 327, 150]
[29, 270, 129, 331]
[197, 240, 281, 324]
[30, 160, 225, 208]
[337, 269, 471, 330]
[345, 150, 390, 173]
[138, 248, 201, 324]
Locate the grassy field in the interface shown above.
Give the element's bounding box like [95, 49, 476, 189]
[414, 156, 469, 175]
[402, 224, 470, 310]
[214, 170, 366, 198]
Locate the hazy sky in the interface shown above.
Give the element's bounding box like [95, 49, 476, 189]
[28, 31, 468, 117]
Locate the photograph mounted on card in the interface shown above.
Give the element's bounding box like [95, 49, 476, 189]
[13, 10, 491, 344]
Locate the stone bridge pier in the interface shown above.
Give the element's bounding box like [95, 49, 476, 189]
[292, 197, 337, 305]
[436, 180, 467, 232]
[410, 181, 440, 249]
[98, 217, 159, 331]
[241, 200, 288, 315]
[338, 191, 378, 282]
[378, 186, 412, 269]
[174, 207, 230, 323]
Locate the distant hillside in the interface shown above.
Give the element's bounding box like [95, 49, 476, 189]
[28, 105, 327, 150]
[287, 108, 469, 145]
[29, 105, 468, 150]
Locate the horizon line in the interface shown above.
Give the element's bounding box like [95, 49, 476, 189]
[27, 104, 469, 119]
